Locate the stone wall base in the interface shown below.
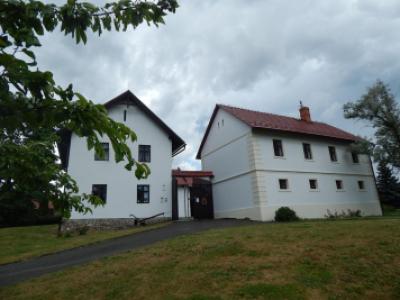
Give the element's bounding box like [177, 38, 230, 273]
[61, 217, 170, 232]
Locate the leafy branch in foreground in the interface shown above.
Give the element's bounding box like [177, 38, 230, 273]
[0, 0, 178, 228]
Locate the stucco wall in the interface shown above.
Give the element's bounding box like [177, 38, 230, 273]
[68, 104, 173, 219]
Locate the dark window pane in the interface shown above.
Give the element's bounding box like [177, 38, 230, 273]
[303, 143, 313, 160]
[94, 143, 109, 161]
[279, 179, 288, 190]
[352, 152, 359, 163]
[273, 139, 284, 157]
[92, 184, 107, 203]
[309, 179, 317, 190]
[138, 145, 151, 162]
[123, 110, 127, 121]
[137, 184, 150, 203]
[329, 146, 337, 162]
[335, 180, 343, 190]
[358, 181, 365, 190]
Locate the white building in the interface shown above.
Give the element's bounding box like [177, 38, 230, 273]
[196, 104, 382, 221]
[59, 91, 186, 223]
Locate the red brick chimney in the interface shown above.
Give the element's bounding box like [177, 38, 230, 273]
[299, 102, 311, 122]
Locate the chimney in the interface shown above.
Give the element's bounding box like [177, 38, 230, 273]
[299, 102, 311, 122]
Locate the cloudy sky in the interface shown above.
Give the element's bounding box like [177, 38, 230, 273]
[37, 0, 400, 169]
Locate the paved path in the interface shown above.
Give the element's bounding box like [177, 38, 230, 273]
[0, 219, 254, 287]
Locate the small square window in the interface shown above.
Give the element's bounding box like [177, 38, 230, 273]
[335, 180, 343, 190]
[303, 143, 313, 160]
[94, 143, 109, 161]
[358, 180, 365, 190]
[138, 145, 151, 163]
[273, 139, 284, 157]
[92, 184, 107, 203]
[279, 179, 288, 190]
[137, 185, 150, 203]
[309, 179, 318, 190]
[352, 152, 359, 163]
[329, 146, 337, 162]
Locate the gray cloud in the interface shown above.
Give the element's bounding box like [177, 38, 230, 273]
[36, 0, 400, 169]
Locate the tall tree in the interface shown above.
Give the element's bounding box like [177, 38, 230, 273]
[344, 80, 400, 169]
[0, 0, 178, 230]
[376, 161, 400, 207]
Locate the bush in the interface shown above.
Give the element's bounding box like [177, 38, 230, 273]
[325, 209, 362, 219]
[274, 207, 299, 222]
[78, 226, 89, 235]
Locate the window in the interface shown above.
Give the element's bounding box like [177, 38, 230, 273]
[138, 145, 151, 162]
[273, 139, 284, 157]
[352, 152, 359, 163]
[137, 185, 150, 203]
[279, 179, 289, 190]
[92, 184, 107, 203]
[309, 179, 318, 190]
[123, 109, 127, 122]
[329, 146, 337, 162]
[303, 143, 313, 160]
[335, 180, 343, 190]
[94, 143, 109, 161]
[358, 180, 365, 190]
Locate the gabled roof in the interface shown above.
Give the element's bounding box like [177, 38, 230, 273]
[196, 104, 360, 159]
[105, 90, 186, 156]
[58, 91, 185, 171]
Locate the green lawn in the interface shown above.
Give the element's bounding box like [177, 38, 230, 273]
[1, 218, 400, 300]
[0, 222, 168, 265]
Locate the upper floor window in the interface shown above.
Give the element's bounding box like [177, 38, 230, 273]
[92, 184, 107, 203]
[329, 146, 337, 162]
[309, 179, 318, 190]
[138, 145, 151, 162]
[352, 152, 359, 163]
[279, 179, 289, 190]
[137, 185, 150, 203]
[358, 180, 365, 190]
[273, 139, 284, 157]
[94, 143, 109, 161]
[303, 143, 313, 160]
[123, 109, 127, 122]
[335, 180, 343, 190]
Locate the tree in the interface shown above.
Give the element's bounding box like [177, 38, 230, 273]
[376, 160, 400, 207]
[0, 0, 178, 232]
[344, 80, 400, 170]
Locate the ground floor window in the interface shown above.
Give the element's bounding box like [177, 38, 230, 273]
[279, 179, 289, 190]
[137, 185, 150, 203]
[335, 180, 343, 190]
[358, 180, 365, 190]
[309, 179, 318, 190]
[92, 184, 107, 203]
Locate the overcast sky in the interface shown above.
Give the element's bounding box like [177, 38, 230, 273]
[37, 0, 400, 169]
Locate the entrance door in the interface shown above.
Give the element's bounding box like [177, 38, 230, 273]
[190, 178, 214, 219]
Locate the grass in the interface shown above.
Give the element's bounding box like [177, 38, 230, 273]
[1, 218, 400, 299]
[382, 204, 400, 217]
[0, 222, 168, 265]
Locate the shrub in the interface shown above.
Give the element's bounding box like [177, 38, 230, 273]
[325, 209, 362, 219]
[274, 207, 299, 222]
[78, 226, 89, 235]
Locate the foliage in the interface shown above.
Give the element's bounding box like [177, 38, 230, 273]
[0, 0, 178, 225]
[274, 207, 299, 222]
[325, 209, 362, 219]
[344, 80, 400, 169]
[377, 161, 400, 207]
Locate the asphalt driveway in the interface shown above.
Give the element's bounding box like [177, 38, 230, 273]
[0, 219, 254, 287]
